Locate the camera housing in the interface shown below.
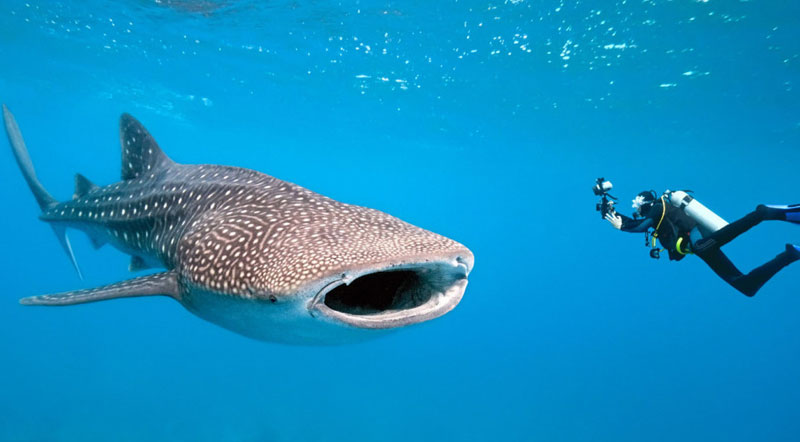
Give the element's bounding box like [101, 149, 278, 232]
[593, 179, 613, 196]
[593, 177, 617, 218]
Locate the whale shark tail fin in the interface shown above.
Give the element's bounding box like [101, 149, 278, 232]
[3, 104, 83, 279]
[3, 105, 57, 211]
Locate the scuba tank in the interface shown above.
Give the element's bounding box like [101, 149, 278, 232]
[668, 190, 728, 236]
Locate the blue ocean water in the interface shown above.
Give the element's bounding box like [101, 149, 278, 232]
[1, 0, 799, 440]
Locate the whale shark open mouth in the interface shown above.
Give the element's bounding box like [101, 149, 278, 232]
[309, 258, 470, 329]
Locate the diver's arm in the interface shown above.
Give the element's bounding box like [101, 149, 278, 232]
[606, 211, 653, 232]
[621, 213, 654, 232]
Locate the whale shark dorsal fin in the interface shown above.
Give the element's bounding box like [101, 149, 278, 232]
[119, 113, 175, 181]
[19, 271, 180, 306]
[73, 173, 98, 199]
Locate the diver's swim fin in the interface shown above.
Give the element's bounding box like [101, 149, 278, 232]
[764, 204, 800, 224]
[785, 243, 800, 260]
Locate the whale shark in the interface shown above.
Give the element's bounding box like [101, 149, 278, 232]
[3, 105, 474, 344]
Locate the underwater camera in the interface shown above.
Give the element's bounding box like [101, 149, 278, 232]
[592, 178, 613, 196]
[593, 177, 617, 218]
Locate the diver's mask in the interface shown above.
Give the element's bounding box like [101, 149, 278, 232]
[632, 191, 657, 217]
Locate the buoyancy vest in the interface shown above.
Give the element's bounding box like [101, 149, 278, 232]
[651, 199, 698, 261]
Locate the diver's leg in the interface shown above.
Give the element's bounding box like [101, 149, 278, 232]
[696, 247, 747, 294]
[692, 204, 797, 252]
[697, 245, 800, 297]
[693, 207, 767, 252]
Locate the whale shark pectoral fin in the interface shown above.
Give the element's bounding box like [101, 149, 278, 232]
[20, 271, 180, 306]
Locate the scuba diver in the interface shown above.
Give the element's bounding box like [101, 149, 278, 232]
[593, 178, 800, 297]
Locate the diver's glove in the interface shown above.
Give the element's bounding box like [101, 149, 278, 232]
[605, 212, 622, 230]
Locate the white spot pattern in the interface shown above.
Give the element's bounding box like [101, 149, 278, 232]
[39, 119, 469, 302]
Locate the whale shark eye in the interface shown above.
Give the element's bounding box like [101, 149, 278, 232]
[269, 295, 277, 303]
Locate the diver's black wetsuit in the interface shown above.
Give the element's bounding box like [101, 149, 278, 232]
[618, 201, 799, 297]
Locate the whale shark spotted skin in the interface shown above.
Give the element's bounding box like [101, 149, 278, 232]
[3, 105, 473, 344]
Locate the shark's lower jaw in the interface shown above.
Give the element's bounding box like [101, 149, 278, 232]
[309, 258, 470, 329]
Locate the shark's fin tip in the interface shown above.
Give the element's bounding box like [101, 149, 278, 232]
[119, 114, 175, 180]
[50, 226, 83, 279]
[73, 173, 98, 200]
